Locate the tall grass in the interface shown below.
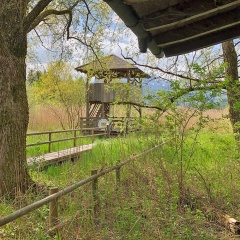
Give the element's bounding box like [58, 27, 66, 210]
[28, 104, 141, 131]
[28, 105, 67, 131]
[1, 108, 239, 239]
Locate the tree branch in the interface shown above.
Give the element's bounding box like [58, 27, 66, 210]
[121, 82, 225, 113]
[120, 101, 166, 112]
[33, 29, 56, 52]
[172, 83, 225, 101]
[65, 10, 102, 65]
[26, 0, 102, 65]
[28, 9, 71, 33]
[25, 0, 79, 33]
[120, 52, 222, 84]
[24, 0, 53, 33]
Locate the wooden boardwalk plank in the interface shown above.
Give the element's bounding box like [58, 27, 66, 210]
[27, 144, 94, 167]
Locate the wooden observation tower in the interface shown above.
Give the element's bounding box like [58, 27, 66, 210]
[75, 54, 150, 128]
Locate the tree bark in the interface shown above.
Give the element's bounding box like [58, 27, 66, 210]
[0, 1, 32, 197]
[222, 41, 240, 151]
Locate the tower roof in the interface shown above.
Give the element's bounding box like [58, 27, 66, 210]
[75, 54, 150, 78]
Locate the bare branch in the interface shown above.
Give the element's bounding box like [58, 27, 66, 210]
[65, 10, 102, 66]
[82, 0, 95, 35]
[120, 52, 221, 84]
[202, 55, 223, 69]
[234, 39, 240, 47]
[33, 29, 56, 52]
[121, 101, 166, 112]
[172, 83, 225, 100]
[123, 82, 225, 113]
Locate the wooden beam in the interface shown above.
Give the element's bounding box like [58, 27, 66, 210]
[153, 8, 240, 46]
[162, 24, 240, 57]
[141, 0, 214, 28]
[142, 0, 240, 32]
[126, 0, 156, 3]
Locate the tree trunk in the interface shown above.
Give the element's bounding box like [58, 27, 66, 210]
[0, 1, 32, 197]
[222, 41, 240, 151]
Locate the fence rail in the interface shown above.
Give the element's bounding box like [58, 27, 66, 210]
[80, 117, 139, 134]
[0, 141, 167, 228]
[26, 128, 108, 153]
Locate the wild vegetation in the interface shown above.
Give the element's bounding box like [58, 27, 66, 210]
[1, 102, 239, 239]
[1, 43, 240, 238]
[28, 61, 86, 130]
[0, 0, 239, 201]
[0, 1, 239, 239]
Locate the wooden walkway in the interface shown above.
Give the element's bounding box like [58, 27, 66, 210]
[27, 144, 94, 167]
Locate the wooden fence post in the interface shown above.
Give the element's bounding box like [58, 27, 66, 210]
[106, 124, 110, 138]
[91, 170, 99, 216]
[49, 187, 59, 229]
[116, 167, 121, 192]
[48, 132, 52, 153]
[80, 118, 83, 130]
[73, 129, 77, 147]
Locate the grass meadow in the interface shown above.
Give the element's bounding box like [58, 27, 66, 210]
[0, 106, 240, 239]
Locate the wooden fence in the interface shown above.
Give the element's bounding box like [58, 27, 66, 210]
[0, 141, 167, 231]
[27, 127, 109, 153]
[80, 117, 140, 134]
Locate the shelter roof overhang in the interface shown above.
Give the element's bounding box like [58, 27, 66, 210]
[103, 0, 240, 58]
[75, 54, 150, 78]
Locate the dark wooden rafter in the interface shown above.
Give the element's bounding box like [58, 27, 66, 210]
[126, 0, 186, 17]
[137, 0, 240, 56]
[154, 8, 240, 46]
[106, 0, 240, 57]
[141, 0, 236, 30]
[164, 23, 240, 56]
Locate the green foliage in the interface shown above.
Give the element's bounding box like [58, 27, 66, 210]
[1, 126, 240, 239]
[33, 61, 85, 105]
[28, 61, 86, 129]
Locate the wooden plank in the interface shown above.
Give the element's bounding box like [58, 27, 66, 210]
[142, 1, 240, 31]
[27, 144, 94, 167]
[163, 23, 240, 56]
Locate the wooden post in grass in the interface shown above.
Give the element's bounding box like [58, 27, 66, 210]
[116, 167, 121, 192]
[73, 129, 77, 147]
[48, 132, 52, 153]
[91, 169, 99, 216]
[80, 118, 83, 130]
[107, 123, 110, 138]
[49, 187, 59, 228]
